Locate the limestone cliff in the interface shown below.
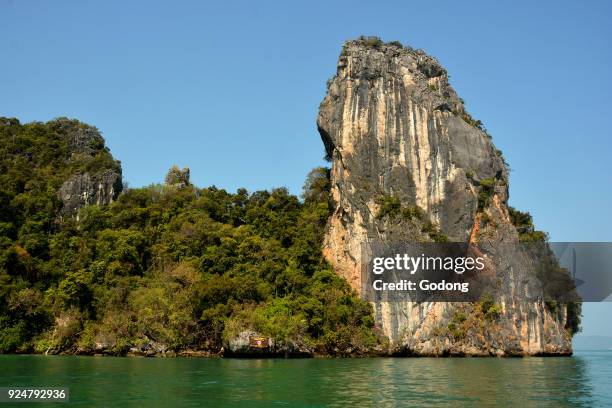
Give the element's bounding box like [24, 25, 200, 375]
[53, 119, 122, 217]
[59, 170, 122, 218]
[317, 38, 576, 356]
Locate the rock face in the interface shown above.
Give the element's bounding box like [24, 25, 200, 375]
[53, 119, 122, 217]
[59, 170, 122, 217]
[317, 38, 574, 355]
[225, 331, 313, 357]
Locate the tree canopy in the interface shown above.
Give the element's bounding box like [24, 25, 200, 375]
[0, 118, 383, 355]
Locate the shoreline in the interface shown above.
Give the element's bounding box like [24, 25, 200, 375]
[1, 349, 575, 359]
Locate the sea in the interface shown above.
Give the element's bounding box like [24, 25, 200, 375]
[0, 350, 610, 407]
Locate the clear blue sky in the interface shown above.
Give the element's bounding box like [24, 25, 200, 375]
[1, 0, 611, 337]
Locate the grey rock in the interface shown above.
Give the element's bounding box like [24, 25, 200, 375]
[59, 170, 122, 217]
[317, 38, 574, 356]
[47, 118, 123, 217]
[225, 330, 313, 357]
[227, 330, 274, 354]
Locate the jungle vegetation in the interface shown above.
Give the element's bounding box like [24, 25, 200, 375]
[0, 118, 382, 355]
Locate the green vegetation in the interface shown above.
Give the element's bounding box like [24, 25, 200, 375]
[0, 118, 381, 355]
[459, 111, 484, 130]
[545, 299, 558, 314]
[566, 301, 582, 335]
[477, 177, 496, 210]
[531, 239, 581, 334]
[420, 221, 448, 243]
[375, 194, 401, 219]
[479, 294, 502, 320]
[358, 35, 383, 48]
[442, 301, 504, 345]
[376, 194, 448, 242]
[0, 117, 581, 354]
[447, 310, 468, 340]
[400, 205, 425, 220]
[164, 165, 191, 187]
[508, 207, 548, 242]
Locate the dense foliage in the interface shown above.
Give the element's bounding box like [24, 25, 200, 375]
[375, 194, 448, 242]
[508, 207, 548, 242]
[0, 119, 381, 355]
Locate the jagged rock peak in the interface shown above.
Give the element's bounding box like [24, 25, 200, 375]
[165, 165, 191, 189]
[318, 37, 507, 254]
[339, 37, 450, 83]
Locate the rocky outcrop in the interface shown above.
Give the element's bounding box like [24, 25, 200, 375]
[165, 165, 191, 189]
[59, 170, 122, 218]
[317, 38, 575, 356]
[52, 118, 122, 217]
[224, 331, 313, 357]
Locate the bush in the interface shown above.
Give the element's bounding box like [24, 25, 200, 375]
[376, 196, 448, 241]
[302, 167, 331, 205]
[477, 177, 496, 210]
[566, 301, 581, 335]
[421, 221, 448, 242]
[359, 36, 383, 48]
[479, 294, 502, 320]
[508, 207, 548, 242]
[447, 310, 468, 340]
[399, 205, 421, 220]
[0, 322, 28, 353]
[376, 194, 401, 219]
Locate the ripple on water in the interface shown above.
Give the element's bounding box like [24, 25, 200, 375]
[0, 352, 609, 407]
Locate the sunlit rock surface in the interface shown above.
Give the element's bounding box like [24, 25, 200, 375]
[317, 38, 574, 355]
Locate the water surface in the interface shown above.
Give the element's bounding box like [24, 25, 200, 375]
[0, 351, 610, 407]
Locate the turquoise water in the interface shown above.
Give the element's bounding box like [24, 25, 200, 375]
[0, 351, 610, 407]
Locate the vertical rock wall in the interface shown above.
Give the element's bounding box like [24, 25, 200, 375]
[317, 38, 573, 355]
[59, 170, 122, 218]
